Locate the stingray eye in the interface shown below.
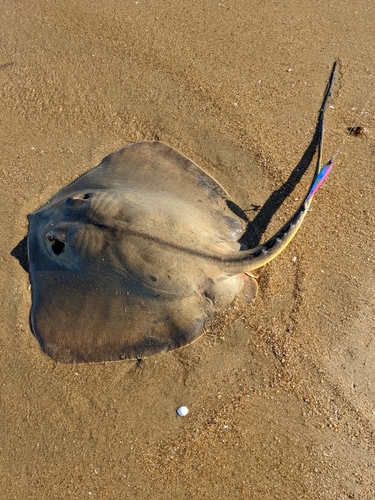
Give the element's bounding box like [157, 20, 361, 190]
[46, 234, 65, 255]
[82, 193, 91, 199]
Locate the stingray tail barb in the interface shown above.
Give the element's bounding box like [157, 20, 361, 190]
[305, 157, 334, 203]
[221, 62, 337, 276]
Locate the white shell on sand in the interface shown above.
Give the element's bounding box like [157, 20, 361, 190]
[176, 406, 189, 417]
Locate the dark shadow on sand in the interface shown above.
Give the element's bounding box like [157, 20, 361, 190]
[11, 235, 29, 273]
[234, 62, 336, 248]
[236, 123, 321, 249]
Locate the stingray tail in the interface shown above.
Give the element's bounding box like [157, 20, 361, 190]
[219, 62, 338, 275]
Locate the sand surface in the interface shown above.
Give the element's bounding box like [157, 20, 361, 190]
[1, 1, 375, 498]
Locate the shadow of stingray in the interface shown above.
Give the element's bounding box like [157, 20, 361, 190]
[237, 60, 336, 249]
[11, 235, 29, 273]
[238, 123, 321, 249]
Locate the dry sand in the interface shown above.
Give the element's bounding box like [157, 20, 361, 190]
[1, 1, 375, 498]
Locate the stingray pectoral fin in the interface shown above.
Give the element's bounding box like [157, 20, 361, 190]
[222, 157, 335, 275]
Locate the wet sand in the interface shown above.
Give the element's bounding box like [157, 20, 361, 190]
[1, 1, 375, 498]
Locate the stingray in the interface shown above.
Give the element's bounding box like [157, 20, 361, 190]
[27, 66, 337, 364]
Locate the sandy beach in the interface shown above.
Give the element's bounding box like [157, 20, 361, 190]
[1, 0, 375, 498]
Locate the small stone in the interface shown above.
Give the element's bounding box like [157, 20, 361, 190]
[176, 406, 189, 417]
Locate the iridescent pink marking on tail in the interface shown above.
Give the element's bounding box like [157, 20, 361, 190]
[306, 158, 334, 202]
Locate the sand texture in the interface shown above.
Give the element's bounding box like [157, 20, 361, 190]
[1, 1, 375, 498]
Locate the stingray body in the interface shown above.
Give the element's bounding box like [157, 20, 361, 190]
[28, 142, 256, 362]
[28, 141, 333, 363]
[27, 66, 336, 363]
